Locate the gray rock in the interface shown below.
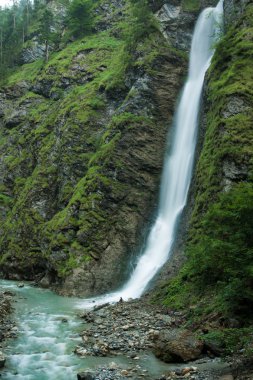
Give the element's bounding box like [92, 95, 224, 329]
[5, 109, 27, 128]
[155, 2, 196, 50]
[204, 339, 224, 356]
[21, 39, 46, 64]
[156, 4, 181, 22]
[77, 372, 95, 380]
[223, 159, 248, 181]
[153, 328, 204, 362]
[222, 159, 248, 191]
[224, 0, 250, 30]
[32, 79, 54, 98]
[222, 96, 249, 118]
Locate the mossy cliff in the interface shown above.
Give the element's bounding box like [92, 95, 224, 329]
[159, 0, 253, 324]
[0, 0, 203, 296]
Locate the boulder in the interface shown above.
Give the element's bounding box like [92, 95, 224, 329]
[77, 372, 95, 380]
[153, 328, 204, 362]
[5, 109, 27, 128]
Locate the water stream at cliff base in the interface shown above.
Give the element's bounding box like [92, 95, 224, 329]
[0, 281, 183, 379]
[0, 2, 223, 379]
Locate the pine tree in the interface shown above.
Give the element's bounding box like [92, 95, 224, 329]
[38, 8, 53, 62]
[66, 0, 93, 38]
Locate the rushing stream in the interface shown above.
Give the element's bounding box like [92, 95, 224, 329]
[0, 2, 223, 379]
[0, 281, 185, 379]
[0, 280, 85, 379]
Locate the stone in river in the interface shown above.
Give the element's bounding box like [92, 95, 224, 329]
[77, 371, 95, 380]
[0, 351, 6, 368]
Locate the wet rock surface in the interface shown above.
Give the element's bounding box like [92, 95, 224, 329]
[224, 0, 251, 29]
[77, 364, 200, 380]
[77, 362, 156, 380]
[77, 363, 203, 380]
[75, 352, 242, 380]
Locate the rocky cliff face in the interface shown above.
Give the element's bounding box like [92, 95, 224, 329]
[0, 0, 207, 296]
[158, 0, 253, 320]
[2, 0, 246, 299]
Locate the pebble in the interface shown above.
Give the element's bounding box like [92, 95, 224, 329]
[182, 367, 192, 375]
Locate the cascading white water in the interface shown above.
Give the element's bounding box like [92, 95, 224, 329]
[78, 0, 223, 308]
[0, 3, 224, 379]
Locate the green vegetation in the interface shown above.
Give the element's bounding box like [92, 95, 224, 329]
[161, 184, 253, 315]
[38, 8, 56, 62]
[0, 2, 27, 77]
[160, 3, 253, 328]
[66, 0, 94, 37]
[182, 0, 200, 12]
[202, 328, 253, 355]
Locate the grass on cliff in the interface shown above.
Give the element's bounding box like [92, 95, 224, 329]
[4, 59, 44, 86]
[182, 0, 200, 12]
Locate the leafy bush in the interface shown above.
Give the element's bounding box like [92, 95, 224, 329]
[127, 0, 158, 44]
[163, 183, 253, 319]
[202, 328, 253, 355]
[188, 183, 253, 315]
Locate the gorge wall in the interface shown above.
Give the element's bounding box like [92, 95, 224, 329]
[0, 0, 252, 307]
[0, 0, 195, 296]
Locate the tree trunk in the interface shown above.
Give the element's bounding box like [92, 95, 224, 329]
[45, 39, 49, 62]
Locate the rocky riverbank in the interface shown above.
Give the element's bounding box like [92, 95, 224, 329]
[0, 290, 16, 369]
[76, 299, 177, 358]
[75, 299, 253, 380]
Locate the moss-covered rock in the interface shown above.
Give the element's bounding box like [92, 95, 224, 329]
[0, 0, 191, 296]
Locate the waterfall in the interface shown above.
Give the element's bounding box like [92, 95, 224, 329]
[0, 3, 224, 378]
[77, 0, 223, 308]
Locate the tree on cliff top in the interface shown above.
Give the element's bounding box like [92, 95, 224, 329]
[66, 0, 93, 38]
